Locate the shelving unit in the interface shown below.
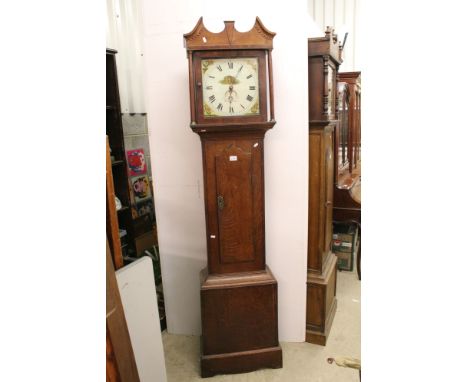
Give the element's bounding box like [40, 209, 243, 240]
[107, 48, 166, 330]
[106, 48, 134, 259]
[107, 49, 153, 255]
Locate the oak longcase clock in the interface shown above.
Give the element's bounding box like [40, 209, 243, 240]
[184, 17, 282, 378]
[306, 26, 343, 346]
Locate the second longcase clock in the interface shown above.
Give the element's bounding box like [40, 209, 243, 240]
[184, 17, 282, 378]
[306, 27, 343, 345]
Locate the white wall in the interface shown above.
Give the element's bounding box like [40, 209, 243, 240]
[106, 0, 146, 113]
[308, 0, 361, 72]
[106, 0, 362, 109]
[141, 0, 314, 342]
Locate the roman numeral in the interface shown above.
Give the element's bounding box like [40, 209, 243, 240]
[249, 86, 256, 90]
[246, 74, 252, 79]
[229, 106, 234, 114]
[206, 85, 213, 90]
[228, 61, 233, 69]
[240, 104, 245, 109]
[236, 65, 243, 75]
[216, 65, 222, 71]
[209, 95, 216, 103]
[209, 75, 215, 79]
[217, 103, 223, 111]
[246, 95, 253, 102]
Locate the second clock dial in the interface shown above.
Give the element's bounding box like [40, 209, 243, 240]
[201, 57, 260, 117]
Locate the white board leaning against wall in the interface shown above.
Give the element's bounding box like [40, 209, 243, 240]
[116, 257, 167, 382]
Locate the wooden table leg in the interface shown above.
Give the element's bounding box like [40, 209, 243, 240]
[357, 231, 361, 281]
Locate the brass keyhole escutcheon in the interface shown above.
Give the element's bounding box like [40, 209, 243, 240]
[217, 195, 225, 210]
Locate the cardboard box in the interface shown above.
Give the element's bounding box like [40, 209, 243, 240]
[332, 239, 353, 253]
[333, 223, 358, 271]
[336, 250, 353, 272]
[332, 223, 358, 251]
[135, 228, 158, 256]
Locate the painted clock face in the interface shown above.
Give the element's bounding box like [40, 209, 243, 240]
[201, 57, 260, 117]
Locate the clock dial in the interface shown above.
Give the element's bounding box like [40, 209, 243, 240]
[201, 58, 260, 117]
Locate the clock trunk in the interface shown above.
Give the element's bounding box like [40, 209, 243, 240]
[202, 135, 266, 274]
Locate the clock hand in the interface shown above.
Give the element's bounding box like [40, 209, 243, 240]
[227, 66, 243, 106]
[224, 85, 235, 104]
[235, 64, 243, 79]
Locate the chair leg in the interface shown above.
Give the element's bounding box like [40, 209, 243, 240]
[357, 230, 361, 281]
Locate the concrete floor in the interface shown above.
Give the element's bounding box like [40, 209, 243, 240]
[162, 269, 360, 382]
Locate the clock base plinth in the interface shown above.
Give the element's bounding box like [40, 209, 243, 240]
[305, 254, 338, 346]
[305, 298, 337, 346]
[200, 266, 282, 378]
[200, 346, 283, 378]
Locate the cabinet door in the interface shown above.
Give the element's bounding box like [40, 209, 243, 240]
[323, 130, 334, 257]
[203, 138, 265, 274]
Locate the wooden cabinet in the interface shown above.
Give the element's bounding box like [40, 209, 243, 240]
[106, 239, 140, 382]
[306, 27, 342, 345]
[106, 49, 131, 268]
[336, 82, 350, 176]
[334, 72, 361, 279]
[334, 72, 361, 221]
[337, 71, 361, 174]
[107, 137, 124, 269]
[184, 18, 282, 377]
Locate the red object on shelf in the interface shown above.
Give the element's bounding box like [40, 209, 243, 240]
[127, 148, 147, 176]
